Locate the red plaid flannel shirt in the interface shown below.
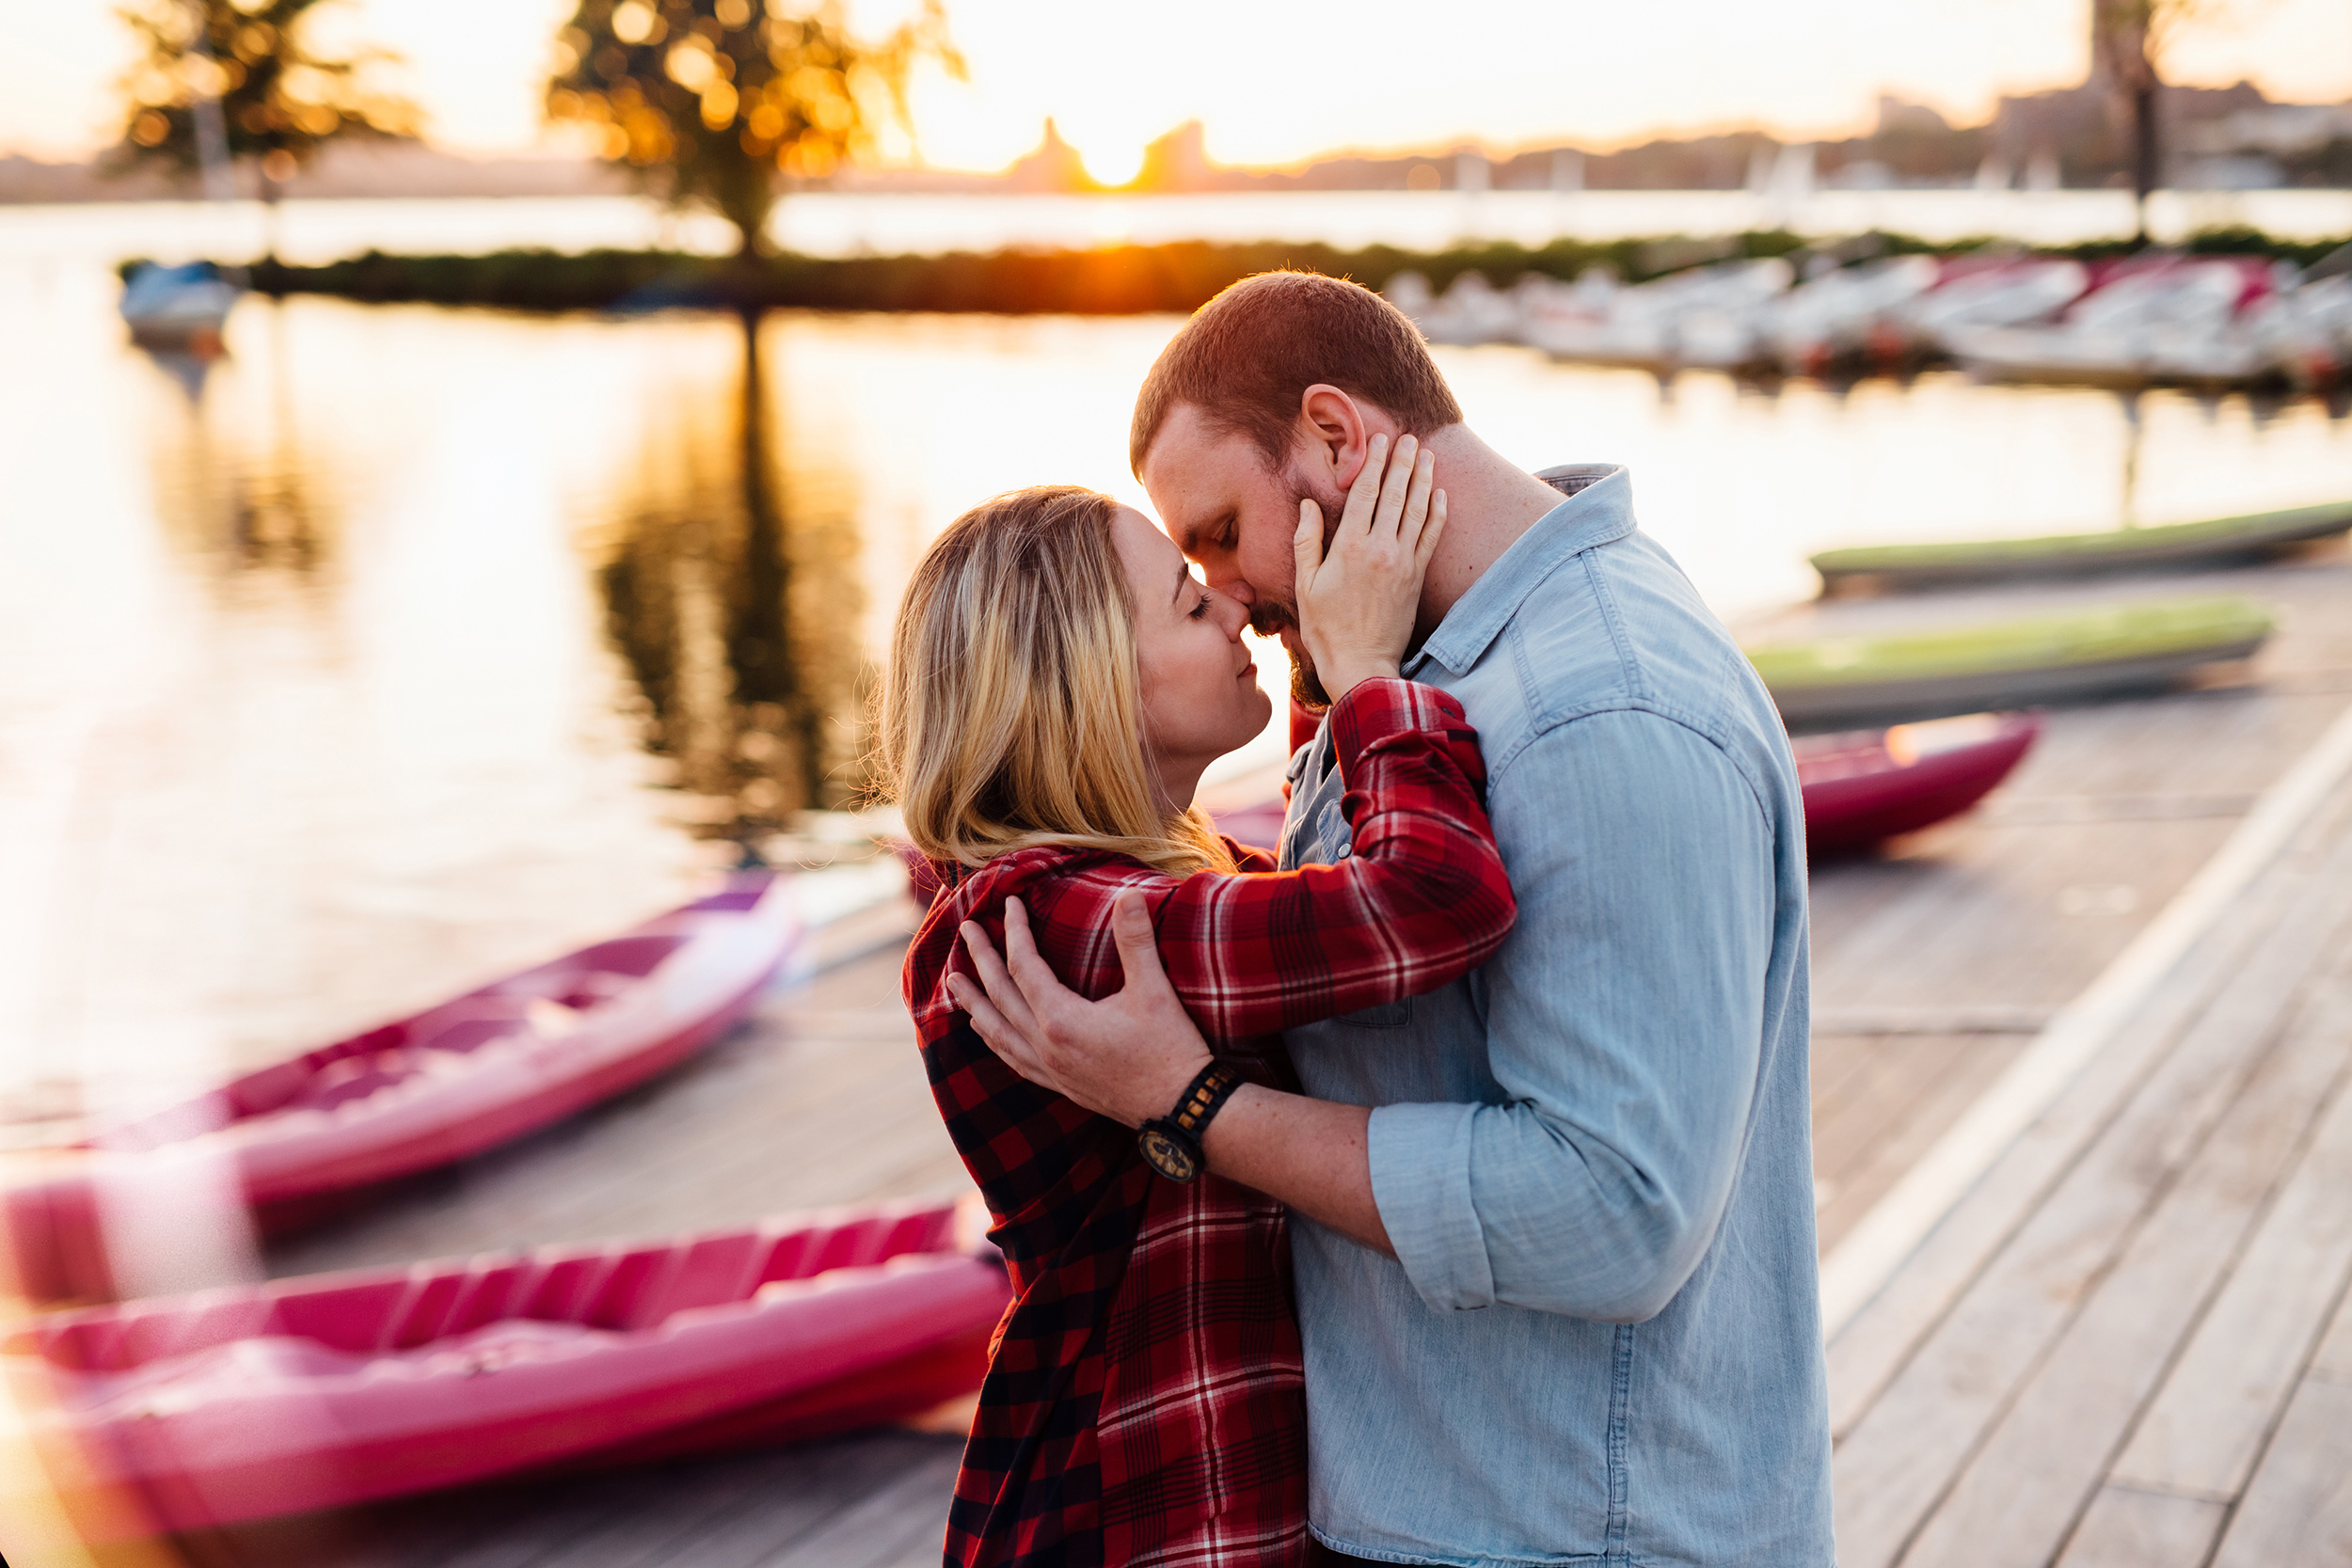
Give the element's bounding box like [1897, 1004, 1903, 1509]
[904, 679, 1516, 1568]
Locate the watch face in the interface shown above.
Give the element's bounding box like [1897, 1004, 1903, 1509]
[1138, 1125, 1199, 1182]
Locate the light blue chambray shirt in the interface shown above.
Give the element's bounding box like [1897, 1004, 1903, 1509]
[1277, 466, 1832, 1567]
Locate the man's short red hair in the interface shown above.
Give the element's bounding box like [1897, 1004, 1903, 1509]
[1130, 271, 1464, 476]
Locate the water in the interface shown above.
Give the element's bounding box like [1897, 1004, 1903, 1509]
[8, 187, 2350, 271]
[3, 201, 2349, 1132]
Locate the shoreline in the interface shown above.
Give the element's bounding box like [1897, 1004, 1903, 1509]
[143, 223, 2351, 318]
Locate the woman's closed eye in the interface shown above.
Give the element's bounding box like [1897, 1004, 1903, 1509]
[1187, 589, 1214, 620]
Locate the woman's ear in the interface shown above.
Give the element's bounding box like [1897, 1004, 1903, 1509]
[1297, 384, 1372, 489]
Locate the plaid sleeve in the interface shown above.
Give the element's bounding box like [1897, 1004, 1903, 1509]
[1073, 678, 1515, 1042]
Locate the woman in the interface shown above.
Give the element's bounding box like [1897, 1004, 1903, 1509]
[882, 436, 1514, 1568]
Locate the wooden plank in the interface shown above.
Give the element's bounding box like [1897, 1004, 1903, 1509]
[2051, 1484, 2228, 1568]
[1811, 1035, 1974, 1193]
[2109, 981, 2352, 1499]
[1826, 792, 2352, 1443]
[2208, 1377, 2352, 1568]
[480, 1449, 832, 1568]
[1811, 1006, 2052, 1036]
[1891, 958, 2352, 1568]
[1982, 792, 2256, 825]
[423, 1462, 699, 1568]
[591, 1437, 940, 1568]
[762, 1437, 961, 1568]
[1827, 812, 2352, 1568]
[1814, 1036, 2027, 1257]
[1808, 1034, 1895, 1129]
[2312, 1278, 2352, 1383]
[1812, 816, 2234, 1018]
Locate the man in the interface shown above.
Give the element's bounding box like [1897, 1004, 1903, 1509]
[952, 271, 1831, 1565]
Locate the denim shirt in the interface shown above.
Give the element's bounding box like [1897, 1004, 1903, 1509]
[1279, 466, 1832, 1567]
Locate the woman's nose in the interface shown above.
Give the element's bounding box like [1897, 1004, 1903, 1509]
[1212, 587, 1250, 639]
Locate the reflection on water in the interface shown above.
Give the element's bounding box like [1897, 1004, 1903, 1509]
[596, 310, 871, 844]
[1, 223, 2348, 1123]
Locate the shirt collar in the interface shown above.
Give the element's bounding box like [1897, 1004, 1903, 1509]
[1406, 465, 1636, 678]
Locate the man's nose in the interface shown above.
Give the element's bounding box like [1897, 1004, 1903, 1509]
[1212, 586, 1251, 640]
[1205, 566, 1253, 606]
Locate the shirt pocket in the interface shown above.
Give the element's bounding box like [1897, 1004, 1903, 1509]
[1313, 800, 1353, 863]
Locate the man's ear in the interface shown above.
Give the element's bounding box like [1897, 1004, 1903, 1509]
[1297, 385, 1373, 489]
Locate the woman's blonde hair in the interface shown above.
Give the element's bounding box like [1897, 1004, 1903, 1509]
[879, 485, 1236, 879]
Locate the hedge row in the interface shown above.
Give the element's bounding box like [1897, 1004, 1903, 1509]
[147, 225, 2346, 317]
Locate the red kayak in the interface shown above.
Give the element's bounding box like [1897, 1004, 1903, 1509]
[8, 1197, 1009, 1539]
[6, 873, 799, 1302]
[1793, 711, 2040, 856]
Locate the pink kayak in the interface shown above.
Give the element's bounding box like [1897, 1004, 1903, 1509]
[1794, 711, 2040, 856]
[8, 1197, 1009, 1539]
[6, 873, 799, 1302]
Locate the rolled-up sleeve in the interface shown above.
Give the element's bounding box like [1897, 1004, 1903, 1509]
[1366, 708, 1775, 1322]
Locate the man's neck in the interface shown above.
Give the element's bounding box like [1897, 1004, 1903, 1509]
[1412, 425, 1575, 641]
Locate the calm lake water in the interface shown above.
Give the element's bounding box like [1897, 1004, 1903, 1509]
[3, 198, 2351, 1131]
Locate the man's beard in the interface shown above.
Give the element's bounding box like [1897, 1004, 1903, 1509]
[1248, 597, 1331, 709]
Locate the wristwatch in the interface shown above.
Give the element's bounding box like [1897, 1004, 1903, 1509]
[1136, 1062, 1246, 1182]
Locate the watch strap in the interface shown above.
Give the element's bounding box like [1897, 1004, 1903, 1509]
[1136, 1062, 1247, 1182]
[1169, 1061, 1246, 1141]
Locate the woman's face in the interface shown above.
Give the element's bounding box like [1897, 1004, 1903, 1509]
[1111, 504, 1272, 809]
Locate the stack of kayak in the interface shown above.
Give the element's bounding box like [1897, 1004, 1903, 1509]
[6, 872, 800, 1304]
[7, 1196, 1009, 1540]
[1785, 487, 2338, 746]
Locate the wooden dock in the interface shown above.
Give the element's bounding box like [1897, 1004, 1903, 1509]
[43, 540, 2352, 1565]
[1827, 705, 2352, 1567]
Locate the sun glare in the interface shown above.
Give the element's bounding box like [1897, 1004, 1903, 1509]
[1071, 137, 1147, 189]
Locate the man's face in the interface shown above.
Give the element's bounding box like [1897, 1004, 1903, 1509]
[1138, 403, 1349, 705]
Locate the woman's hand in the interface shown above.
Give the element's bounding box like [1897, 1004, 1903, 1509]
[1294, 433, 1446, 702]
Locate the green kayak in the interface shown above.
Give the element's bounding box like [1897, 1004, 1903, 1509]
[1811, 500, 2352, 594]
[1749, 594, 2275, 729]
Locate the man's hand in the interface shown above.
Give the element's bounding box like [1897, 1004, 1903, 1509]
[948, 890, 1212, 1128]
[950, 890, 1395, 1255]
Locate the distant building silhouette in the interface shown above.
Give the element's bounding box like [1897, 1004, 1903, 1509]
[1001, 119, 1099, 194]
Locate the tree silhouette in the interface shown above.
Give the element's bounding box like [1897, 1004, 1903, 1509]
[2091, 0, 2217, 244]
[112, 0, 420, 223]
[545, 0, 960, 260]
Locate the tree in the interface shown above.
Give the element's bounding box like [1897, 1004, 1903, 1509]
[113, 0, 420, 228]
[2091, 0, 2216, 244]
[545, 0, 961, 261]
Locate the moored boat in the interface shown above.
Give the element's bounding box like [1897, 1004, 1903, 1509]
[1810, 499, 2352, 594]
[119, 261, 241, 355]
[1795, 712, 2040, 855]
[1749, 594, 2273, 729]
[1945, 255, 2281, 388]
[6, 1197, 1009, 1539]
[6, 873, 798, 1302]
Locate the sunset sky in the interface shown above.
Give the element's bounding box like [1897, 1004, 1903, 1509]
[7, 0, 2350, 180]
